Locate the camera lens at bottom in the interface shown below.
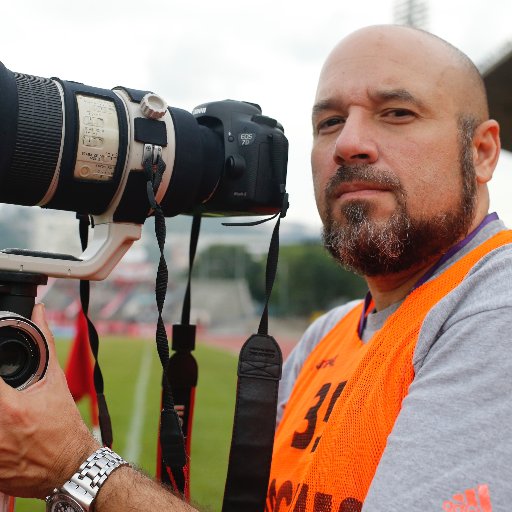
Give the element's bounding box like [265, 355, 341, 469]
[0, 338, 32, 376]
[0, 325, 42, 389]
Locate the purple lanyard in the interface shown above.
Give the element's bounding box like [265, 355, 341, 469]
[358, 212, 499, 338]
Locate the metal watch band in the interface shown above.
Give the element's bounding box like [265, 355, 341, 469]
[60, 447, 129, 509]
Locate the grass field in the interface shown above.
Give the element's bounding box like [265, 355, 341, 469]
[14, 337, 238, 512]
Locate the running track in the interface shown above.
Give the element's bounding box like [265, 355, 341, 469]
[200, 332, 299, 360]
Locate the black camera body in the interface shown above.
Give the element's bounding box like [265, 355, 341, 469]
[191, 100, 288, 216]
[0, 62, 289, 390]
[111, 96, 288, 224]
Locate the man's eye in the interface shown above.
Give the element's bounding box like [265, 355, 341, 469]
[383, 109, 416, 120]
[317, 117, 345, 133]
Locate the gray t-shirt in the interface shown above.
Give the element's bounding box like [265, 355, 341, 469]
[277, 218, 512, 511]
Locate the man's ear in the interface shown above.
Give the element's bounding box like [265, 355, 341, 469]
[473, 119, 500, 184]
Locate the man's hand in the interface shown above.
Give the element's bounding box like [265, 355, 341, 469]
[0, 303, 99, 498]
[0, 304, 198, 511]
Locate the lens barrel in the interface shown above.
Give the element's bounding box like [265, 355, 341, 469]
[0, 62, 288, 227]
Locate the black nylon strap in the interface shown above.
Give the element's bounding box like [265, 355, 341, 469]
[163, 214, 201, 500]
[143, 156, 187, 495]
[222, 214, 283, 512]
[258, 216, 281, 336]
[180, 215, 201, 327]
[77, 214, 113, 448]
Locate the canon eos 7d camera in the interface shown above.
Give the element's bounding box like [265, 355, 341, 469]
[0, 62, 289, 390]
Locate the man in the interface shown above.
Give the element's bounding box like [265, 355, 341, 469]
[268, 24, 510, 512]
[0, 24, 510, 512]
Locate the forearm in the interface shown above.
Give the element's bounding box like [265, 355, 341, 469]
[94, 466, 198, 512]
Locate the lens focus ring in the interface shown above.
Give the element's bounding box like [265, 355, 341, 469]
[0, 74, 63, 206]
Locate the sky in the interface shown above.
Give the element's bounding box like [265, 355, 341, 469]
[2, 0, 512, 232]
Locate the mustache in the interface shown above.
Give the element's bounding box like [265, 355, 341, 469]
[325, 164, 403, 199]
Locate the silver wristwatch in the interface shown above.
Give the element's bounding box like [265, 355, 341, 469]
[46, 447, 128, 512]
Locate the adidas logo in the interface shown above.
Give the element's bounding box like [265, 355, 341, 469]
[442, 484, 492, 511]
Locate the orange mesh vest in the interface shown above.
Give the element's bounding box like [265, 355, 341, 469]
[267, 231, 512, 512]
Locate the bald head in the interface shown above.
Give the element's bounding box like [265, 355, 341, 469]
[318, 25, 489, 124]
[419, 28, 488, 118]
[311, 24, 501, 280]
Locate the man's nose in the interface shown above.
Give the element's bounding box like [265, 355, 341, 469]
[332, 115, 378, 165]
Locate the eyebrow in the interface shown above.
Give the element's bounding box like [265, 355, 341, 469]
[368, 88, 426, 109]
[311, 88, 426, 119]
[311, 99, 340, 119]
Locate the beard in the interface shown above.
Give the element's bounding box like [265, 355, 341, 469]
[321, 118, 477, 276]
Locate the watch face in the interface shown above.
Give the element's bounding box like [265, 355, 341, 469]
[47, 493, 86, 512]
[52, 504, 82, 512]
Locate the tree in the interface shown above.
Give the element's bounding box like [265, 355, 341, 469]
[190, 242, 367, 318]
[193, 244, 265, 296]
[269, 243, 367, 317]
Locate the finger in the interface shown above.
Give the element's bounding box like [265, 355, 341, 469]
[31, 303, 57, 360]
[29, 303, 67, 391]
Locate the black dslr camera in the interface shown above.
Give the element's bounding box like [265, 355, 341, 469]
[0, 63, 288, 390]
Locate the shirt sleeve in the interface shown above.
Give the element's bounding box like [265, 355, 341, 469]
[363, 247, 512, 511]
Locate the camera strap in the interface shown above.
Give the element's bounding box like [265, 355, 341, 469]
[221, 212, 284, 512]
[143, 157, 188, 496]
[158, 214, 202, 499]
[77, 214, 113, 448]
